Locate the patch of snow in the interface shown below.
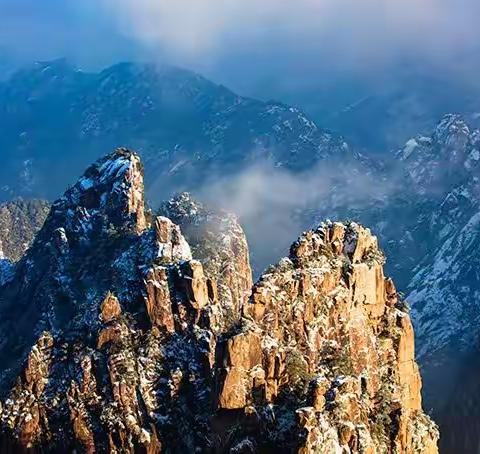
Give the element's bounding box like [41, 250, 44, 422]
[470, 149, 480, 161]
[99, 157, 130, 183]
[402, 138, 419, 160]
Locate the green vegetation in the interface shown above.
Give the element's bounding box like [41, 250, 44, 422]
[285, 348, 313, 393]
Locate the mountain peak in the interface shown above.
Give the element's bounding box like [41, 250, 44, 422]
[398, 114, 480, 194]
[0, 149, 151, 392]
[57, 147, 147, 235]
[217, 220, 438, 451]
[160, 192, 203, 223]
[433, 114, 470, 145]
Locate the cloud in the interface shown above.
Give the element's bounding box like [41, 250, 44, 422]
[2, 0, 480, 100]
[194, 159, 396, 274]
[0, 0, 143, 68]
[101, 0, 480, 69]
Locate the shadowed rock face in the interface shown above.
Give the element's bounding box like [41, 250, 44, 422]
[0, 150, 437, 453]
[160, 192, 253, 330]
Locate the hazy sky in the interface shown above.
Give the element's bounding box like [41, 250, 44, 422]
[1, 0, 479, 95]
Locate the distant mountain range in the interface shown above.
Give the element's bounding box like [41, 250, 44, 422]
[0, 59, 357, 202]
[265, 66, 480, 153]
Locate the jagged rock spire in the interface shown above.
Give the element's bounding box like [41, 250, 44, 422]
[0, 149, 153, 395]
[160, 192, 253, 326]
[53, 147, 147, 235]
[218, 221, 438, 452]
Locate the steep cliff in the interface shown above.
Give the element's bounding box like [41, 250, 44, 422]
[216, 222, 438, 452]
[0, 150, 437, 452]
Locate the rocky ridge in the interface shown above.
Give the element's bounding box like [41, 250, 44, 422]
[0, 149, 437, 452]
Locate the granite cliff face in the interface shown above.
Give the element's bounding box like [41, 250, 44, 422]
[0, 150, 437, 452]
[216, 223, 437, 453]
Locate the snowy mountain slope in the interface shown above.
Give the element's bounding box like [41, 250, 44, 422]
[0, 59, 355, 202]
[386, 115, 480, 451]
[398, 115, 480, 356]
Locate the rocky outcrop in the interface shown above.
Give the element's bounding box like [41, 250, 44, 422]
[0, 151, 437, 452]
[160, 192, 253, 329]
[216, 222, 438, 452]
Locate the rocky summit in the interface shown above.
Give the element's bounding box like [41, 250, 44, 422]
[0, 149, 437, 452]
